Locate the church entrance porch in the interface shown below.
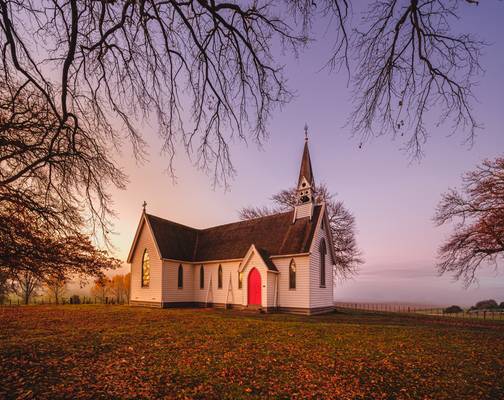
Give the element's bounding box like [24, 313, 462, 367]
[247, 267, 261, 306]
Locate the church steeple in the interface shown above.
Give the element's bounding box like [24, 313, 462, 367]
[296, 125, 315, 205]
[293, 125, 316, 221]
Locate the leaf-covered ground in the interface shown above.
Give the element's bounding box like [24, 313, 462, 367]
[1, 306, 503, 399]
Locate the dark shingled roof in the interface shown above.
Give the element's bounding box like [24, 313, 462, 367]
[298, 139, 315, 188]
[145, 205, 321, 266]
[146, 215, 198, 261]
[256, 248, 279, 272]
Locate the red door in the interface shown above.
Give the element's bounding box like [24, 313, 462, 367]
[247, 268, 261, 305]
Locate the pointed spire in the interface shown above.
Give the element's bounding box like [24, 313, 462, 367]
[297, 127, 315, 188]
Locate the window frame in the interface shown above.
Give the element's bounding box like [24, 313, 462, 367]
[320, 239, 327, 288]
[177, 264, 184, 289]
[218, 265, 223, 289]
[238, 271, 243, 289]
[141, 249, 150, 288]
[199, 265, 204, 289]
[289, 259, 296, 290]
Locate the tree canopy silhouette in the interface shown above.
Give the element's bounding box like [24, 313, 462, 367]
[239, 184, 363, 280]
[0, 203, 121, 284]
[435, 157, 504, 286]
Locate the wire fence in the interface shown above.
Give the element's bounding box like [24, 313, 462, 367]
[0, 296, 128, 306]
[2, 298, 503, 321]
[335, 302, 504, 321]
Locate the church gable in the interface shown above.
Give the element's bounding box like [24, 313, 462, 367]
[311, 204, 337, 265]
[127, 213, 162, 263]
[129, 214, 164, 304]
[238, 245, 278, 273]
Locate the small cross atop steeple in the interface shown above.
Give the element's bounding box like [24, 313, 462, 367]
[304, 123, 308, 141]
[142, 201, 147, 213]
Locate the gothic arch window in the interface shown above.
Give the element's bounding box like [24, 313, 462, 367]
[218, 265, 223, 289]
[320, 239, 327, 288]
[178, 264, 183, 289]
[141, 249, 150, 287]
[238, 271, 243, 289]
[200, 265, 204, 289]
[289, 259, 296, 290]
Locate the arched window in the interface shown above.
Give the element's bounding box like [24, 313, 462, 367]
[141, 249, 150, 287]
[238, 272, 243, 289]
[218, 265, 223, 289]
[200, 265, 204, 289]
[178, 264, 183, 289]
[238, 271, 243, 289]
[320, 239, 327, 287]
[289, 259, 296, 290]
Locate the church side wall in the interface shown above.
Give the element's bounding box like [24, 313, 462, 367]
[160, 251, 276, 308]
[309, 213, 335, 310]
[130, 223, 163, 305]
[274, 255, 310, 309]
[191, 260, 245, 306]
[162, 261, 195, 303]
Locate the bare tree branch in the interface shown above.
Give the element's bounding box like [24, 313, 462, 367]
[434, 156, 504, 286]
[0, 0, 350, 241]
[350, 0, 485, 157]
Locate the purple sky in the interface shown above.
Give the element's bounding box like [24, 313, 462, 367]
[111, 2, 504, 307]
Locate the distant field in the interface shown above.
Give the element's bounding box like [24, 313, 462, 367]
[1, 306, 503, 399]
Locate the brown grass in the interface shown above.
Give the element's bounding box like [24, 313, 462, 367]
[1, 305, 503, 399]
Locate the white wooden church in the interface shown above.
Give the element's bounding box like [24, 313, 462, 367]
[127, 134, 337, 314]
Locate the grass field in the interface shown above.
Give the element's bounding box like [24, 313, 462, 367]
[1, 306, 503, 399]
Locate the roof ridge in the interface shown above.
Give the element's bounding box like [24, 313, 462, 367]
[146, 209, 293, 234]
[145, 213, 198, 232]
[201, 209, 293, 232]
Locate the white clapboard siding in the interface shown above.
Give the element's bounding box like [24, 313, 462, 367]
[309, 208, 334, 308]
[188, 250, 274, 307]
[191, 260, 246, 306]
[295, 203, 313, 220]
[162, 261, 195, 302]
[130, 222, 163, 303]
[274, 255, 310, 309]
[267, 272, 278, 308]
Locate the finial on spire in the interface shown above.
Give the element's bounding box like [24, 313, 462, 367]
[304, 123, 308, 141]
[142, 201, 147, 213]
